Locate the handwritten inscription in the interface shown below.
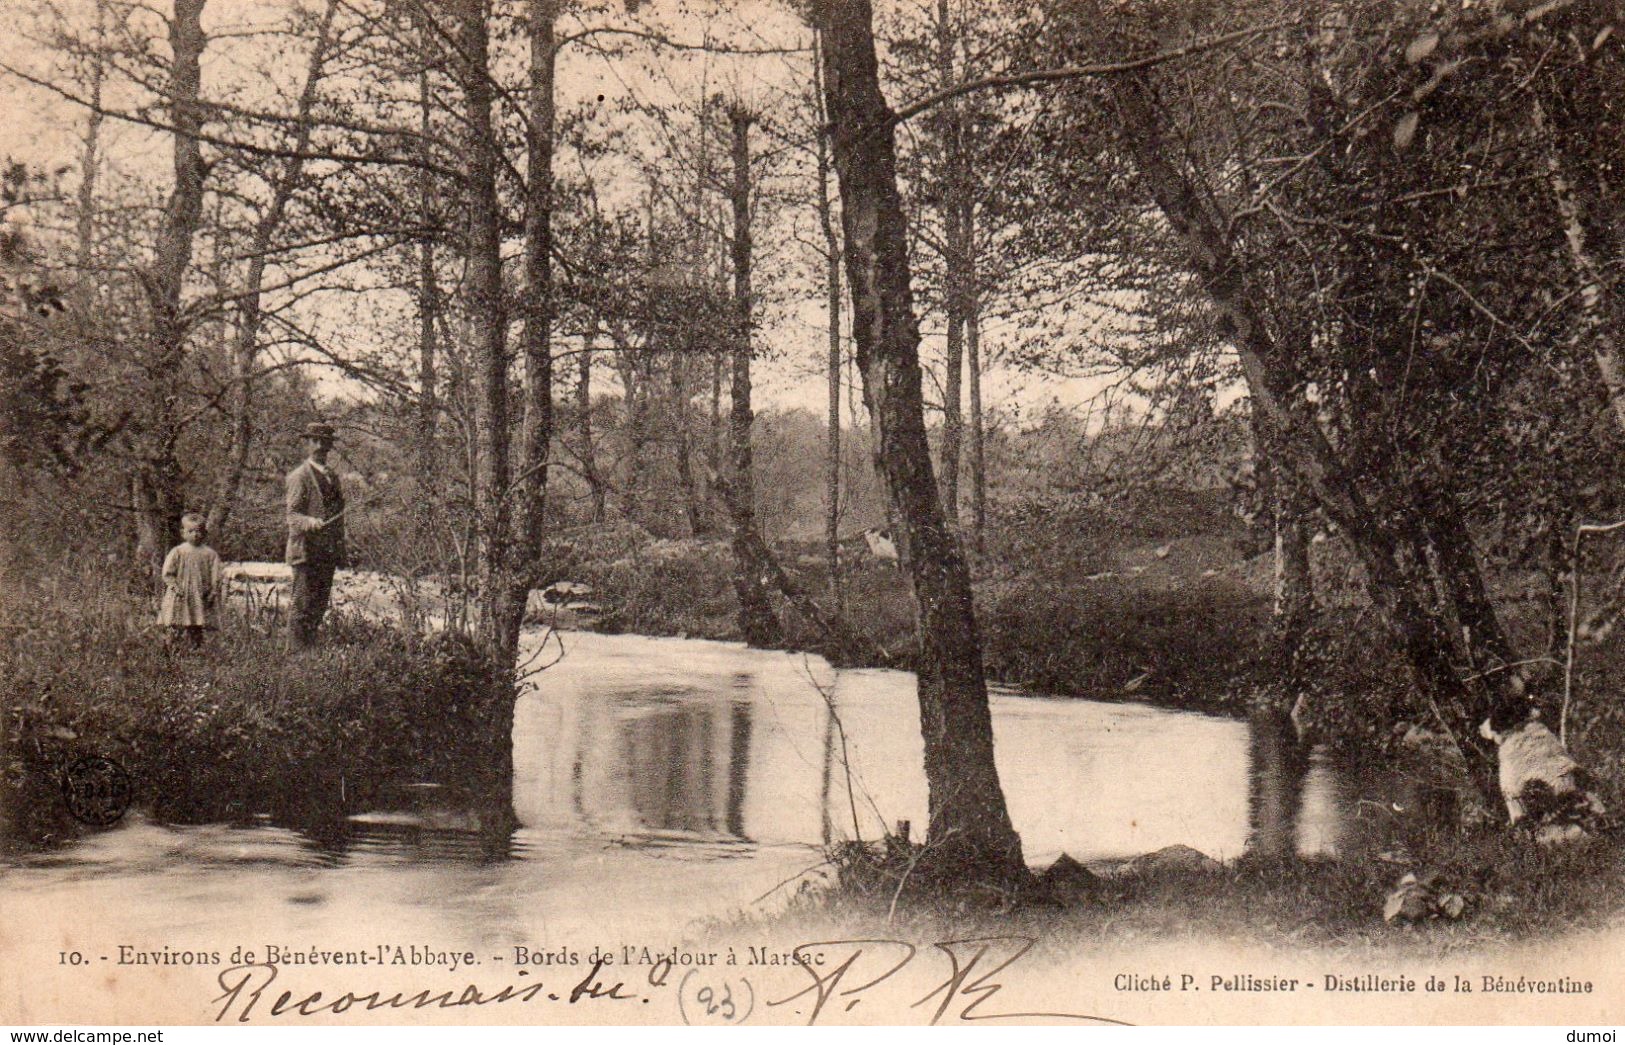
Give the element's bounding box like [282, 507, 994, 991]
[107, 935, 1128, 1024]
[32, 934, 1605, 1024]
[210, 959, 640, 1022]
[768, 935, 1128, 1026]
[676, 968, 756, 1026]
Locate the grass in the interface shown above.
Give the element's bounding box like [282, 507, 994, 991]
[0, 565, 514, 850]
[721, 822, 1625, 959]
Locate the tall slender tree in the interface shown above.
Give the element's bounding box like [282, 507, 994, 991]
[813, 29, 845, 606]
[932, 0, 968, 521]
[133, 0, 208, 577]
[813, 0, 1026, 885]
[725, 104, 782, 647]
[414, 15, 442, 482]
[449, 0, 513, 658]
[71, 0, 108, 303]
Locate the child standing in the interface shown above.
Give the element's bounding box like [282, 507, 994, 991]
[160, 513, 223, 649]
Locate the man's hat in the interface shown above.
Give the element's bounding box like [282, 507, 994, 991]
[302, 421, 337, 442]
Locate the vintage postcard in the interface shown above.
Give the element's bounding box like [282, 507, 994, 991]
[2, 0, 1623, 1029]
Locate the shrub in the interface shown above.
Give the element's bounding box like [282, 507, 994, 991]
[0, 569, 512, 850]
[979, 576, 1268, 709]
[580, 539, 739, 638]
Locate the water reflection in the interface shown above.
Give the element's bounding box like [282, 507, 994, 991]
[1246, 707, 1312, 859]
[512, 637, 1467, 867]
[4, 632, 1461, 942]
[1243, 706, 1468, 862]
[619, 701, 751, 838]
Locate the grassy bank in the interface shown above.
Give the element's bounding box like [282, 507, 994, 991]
[574, 532, 1269, 715]
[0, 567, 514, 850]
[724, 826, 1625, 958]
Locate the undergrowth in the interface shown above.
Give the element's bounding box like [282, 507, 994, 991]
[0, 567, 513, 849]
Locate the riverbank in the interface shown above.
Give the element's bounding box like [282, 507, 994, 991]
[790, 821, 1625, 949]
[694, 840, 1625, 1025]
[562, 524, 1625, 780]
[7, 563, 1624, 956]
[569, 529, 1272, 716]
[0, 566, 514, 850]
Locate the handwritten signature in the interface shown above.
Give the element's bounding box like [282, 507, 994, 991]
[769, 935, 1128, 1026]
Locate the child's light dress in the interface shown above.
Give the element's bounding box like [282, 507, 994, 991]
[159, 543, 222, 628]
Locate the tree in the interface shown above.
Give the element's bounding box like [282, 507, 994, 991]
[445, 0, 562, 666]
[930, 0, 969, 521]
[1013, 0, 1617, 803]
[813, 29, 845, 606]
[812, 0, 1026, 886]
[448, 0, 514, 659]
[517, 0, 559, 571]
[724, 104, 783, 648]
[131, 0, 208, 578]
[412, 10, 443, 482]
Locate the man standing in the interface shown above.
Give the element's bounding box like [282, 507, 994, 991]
[285, 421, 346, 646]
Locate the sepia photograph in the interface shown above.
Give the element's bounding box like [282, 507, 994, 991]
[1, 0, 1623, 1029]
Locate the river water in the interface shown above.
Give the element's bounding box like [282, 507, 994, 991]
[1, 630, 1426, 951]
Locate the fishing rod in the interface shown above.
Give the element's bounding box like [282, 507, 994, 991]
[289, 492, 383, 533]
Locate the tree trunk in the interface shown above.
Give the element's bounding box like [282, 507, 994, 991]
[151, 0, 206, 372]
[1274, 484, 1313, 649]
[1251, 410, 1312, 654]
[453, 0, 514, 659]
[940, 306, 965, 518]
[725, 106, 781, 648]
[415, 51, 440, 481]
[967, 268, 986, 557]
[73, 0, 106, 304]
[208, 0, 338, 539]
[480, 0, 561, 658]
[686, 98, 716, 534]
[934, 0, 966, 521]
[815, 29, 844, 608]
[477, 0, 561, 662]
[136, 0, 208, 577]
[614, 341, 650, 527]
[578, 333, 605, 523]
[814, 0, 1027, 886]
[518, 0, 556, 552]
[131, 469, 178, 587]
[1533, 98, 1625, 431]
[417, 248, 440, 479]
[672, 357, 705, 535]
[708, 346, 723, 483]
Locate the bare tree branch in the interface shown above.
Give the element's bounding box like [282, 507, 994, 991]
[890, 20, 1301, 125]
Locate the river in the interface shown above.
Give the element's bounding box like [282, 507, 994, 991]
[0, 630, 1431, 951]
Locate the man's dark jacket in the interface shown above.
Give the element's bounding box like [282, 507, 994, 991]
[284, 460, 346, 567]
